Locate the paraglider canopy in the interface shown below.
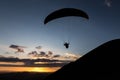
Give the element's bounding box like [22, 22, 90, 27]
[44, 8, 89, 24]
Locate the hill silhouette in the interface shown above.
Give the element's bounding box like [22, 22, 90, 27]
[44, 39, 120, 80]
[0, 72, 51, 80]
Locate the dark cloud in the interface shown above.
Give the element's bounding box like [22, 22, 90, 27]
[35, 46, 42, 50]
[40, 51, 46, 56]
[0, 56, 20, 62]
[53, 54, 61, 58]
[48, 51, 53, 56]
[0, 55, 71, 67]
[28, 51, 54, 58]
[28, 51, 47, 57]
[9, 44, 26, 53]
[28, 51, 38, 57]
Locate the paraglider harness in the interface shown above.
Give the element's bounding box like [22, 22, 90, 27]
[64, 42, 70, 49]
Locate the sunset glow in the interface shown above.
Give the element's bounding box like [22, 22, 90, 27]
[0, 67, 60, 73]
[29, 67, 60, 72]
[0, 62, 24, 65]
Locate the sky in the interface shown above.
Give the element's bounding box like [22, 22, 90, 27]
[0, 0, 120, 72]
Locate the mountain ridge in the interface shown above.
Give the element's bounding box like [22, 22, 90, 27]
[44, 39, 120, 80]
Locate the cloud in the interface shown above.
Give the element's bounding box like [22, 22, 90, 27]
[39, 51, 46, 56]
[28, 50, 80, 61]
[48, 51, 53, 56]
[28, 51, 38, 57]
[53, 54, 61, 58]
[63, 53, 80, 60]
[51, 53, 81, 61]
[0, 56, 21, 62]
[9, 44, 26, 53]
[28, 51, 47, 57]
[0, 55, 71, 67]
[35, 46, 42, 50]
[0, 55, 4, 57]
[105, 0, 112, 7]
[28, 51, 54, 58]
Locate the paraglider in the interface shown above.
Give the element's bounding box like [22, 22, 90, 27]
[44, 8, 89, 49]
[64, 42, 70, 49]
